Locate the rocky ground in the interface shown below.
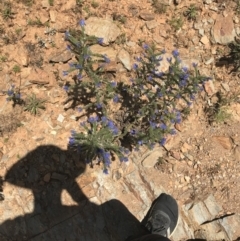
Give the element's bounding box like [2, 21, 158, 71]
[0, 0, 240, 240]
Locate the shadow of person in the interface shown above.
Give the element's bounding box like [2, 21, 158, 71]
[0, 145, 148, 241]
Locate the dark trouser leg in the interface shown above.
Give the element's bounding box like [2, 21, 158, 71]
[129, 234, 171, 241]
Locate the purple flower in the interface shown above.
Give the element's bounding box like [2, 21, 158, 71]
[160, 123, 167, 130]
[101, 116, 108, 123]
[77, 107, 83, 112]
[172, 49, 179, 58]
[170, 129, 176, 135]
[167, 57, 172, 63]
[103, 169, 109, 174]
[103, 55, 110, 63]
[149, 121, 157, 129]
[65, 31, 70, 39]
[77, 74, 83, 80]
[75, 64, 82, 69]
[130, 129, 137, 135]
[113, 95, 119, 103]
[96, 82, 101, 88]
[7, 90, 14, 96]
[62, 71, 68, 76]
[159, 137, 166, 146]
[136, 57, 142, 62]
[192, 62, 198, 68]
[107, 120, 118, 135]
[182, 66, 188, 72]
[66, 45, 71, 51]
[63, 85, 69, 91]
[143, 43, 149, 50]
[88, 116, 99, 123]
[69, 137, 75, 145]
[111, 81, 117, 87]
[96, 103, 102, 109]
[138, 140, 143, 145]
[149, 143, 155, 150]
[15, 93, 21, 99]
[120, 156, 128, 162]
[84, 54, 90, 60]
[80, 121, 86, 127]
[97, 38, 104, 44]
[133, 63, 138, 70]
[79, 19, 86, 27]
[190, 94, 195, 101]
[147, 75, 153, 81]
[162, 49, 166, 54]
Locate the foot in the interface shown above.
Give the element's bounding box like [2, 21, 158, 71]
[142, 193, 179, 238]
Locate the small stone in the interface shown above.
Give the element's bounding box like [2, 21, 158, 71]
[51, 172, 66, 181]
[184, 176, 190, 183]
[221, 83, 230, 92]
[170, 150, 181, 161]
[199, 29, 205, 36]
[204, 0, 212, 4]
[213, 136, 233, 150]
[146, 20, 158, 30]
[209, 6, 218, 12]
[49, 50, 72, 63]
[194, 22, 203, 30]
[139, 12, 155, 21]
[41, 0, 50, 8]
[43, 173, 51, 182]
[117, 49, 131, 70]
[200, 35, 210, 45]
[187, 161, 193, 166]
[204, 80, 216, 96]
[49, 10, 56, 22]
[205, 57, 214, 65]
[233, 16, 239, 24]
[234, 146, 240, 161]
[57, 114, 65, 123]
[174, 123, 182, 132]
[16, 46, 29, 67]
[60, 0, 76, 10]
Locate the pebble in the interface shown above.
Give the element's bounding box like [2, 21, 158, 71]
[221, 83, 230, 92]
[139, 12, 155, 21]
[199, 29, 205, 36]
[146, 20, 158, 30]
[205, 57, 214, 65]
[209, 6, 218, 12]
[204, 0, 212, 4]
[57, 114, 65, 123]
[187, 161, 193, 166]
[200, 35, 210, 45]
[43, 173, 51, 182]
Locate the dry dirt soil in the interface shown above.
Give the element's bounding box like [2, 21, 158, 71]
[0, 0, 240, 218]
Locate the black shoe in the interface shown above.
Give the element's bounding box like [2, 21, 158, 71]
[142, 193, 179, 238]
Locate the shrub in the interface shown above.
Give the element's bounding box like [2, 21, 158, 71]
[64, 19, 210, 173]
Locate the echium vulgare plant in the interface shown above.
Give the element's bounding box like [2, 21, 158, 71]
[65, 19, 210, 173]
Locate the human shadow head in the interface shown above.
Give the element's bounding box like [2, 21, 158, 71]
[5, 144, 88, 205]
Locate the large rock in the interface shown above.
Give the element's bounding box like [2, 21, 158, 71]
[85, 17, 121, 45]
[212, 14, 236, 45]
